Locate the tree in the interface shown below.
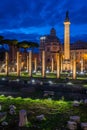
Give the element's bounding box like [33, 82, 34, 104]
[0, 36, 5, 61]
[2, 39, 18, 75]
[17, 41, 39, 77]
[0, 38, 10, 76]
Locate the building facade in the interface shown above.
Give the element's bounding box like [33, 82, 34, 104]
[39, 28, 61, 70]
[70, 41, 87, 71]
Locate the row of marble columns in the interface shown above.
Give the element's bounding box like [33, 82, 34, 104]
[41, 50, 77, 79]
[4, 51, 33, 77]
[4, 50, 81, 79]
[5, 50, 61, 78]
[17, 51, 33, 77]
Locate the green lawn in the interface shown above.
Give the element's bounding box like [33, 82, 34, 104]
[0, 95, 87, 129]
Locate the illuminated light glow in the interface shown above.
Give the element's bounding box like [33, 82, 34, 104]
[7, 96, 13, 99]
[16, 79, 20, 82]
[33, 70, 36, 73]
[48, 80, 53, 85]
[31, 79, 35, 83]
[31, 79, 36, 84]
[40, 36, 46, 40]
[46, 70, 49, 74]
[83, 54, 87, 59]
[80, 71, 84, 75]
[25, 70, 28, 72]
[1, 78, 6, 81]
[67, 82, 73, 85]
[1, 94, 5, 97]
[37, 70, 41, 73]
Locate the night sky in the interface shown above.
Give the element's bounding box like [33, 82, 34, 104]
[0, 0, 87, 44]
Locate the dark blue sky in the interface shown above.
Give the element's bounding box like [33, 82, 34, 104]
[0, 0, 87, 44]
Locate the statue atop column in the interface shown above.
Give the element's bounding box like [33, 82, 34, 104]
[65, 11, 69, 22]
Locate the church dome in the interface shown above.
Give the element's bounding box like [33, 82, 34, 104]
[50, 28, 56, 36]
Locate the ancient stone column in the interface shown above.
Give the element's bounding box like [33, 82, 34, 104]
[29, 51, 32, 77]
[19, 109, 28, 127]
[63, 11, 71, 71]
[5, 51, 9, 76]
[51, 57, 54, 72]
[34, 57, 37, 72]
[27, 55, 29, 72]
[71, 59, 73, 72]
[81, 58, 84, 73]
[42, 50, 45, 78]
[17, 51, 20, 76]
[56, 53, 60, 78]
[61, 54, 63, 73]
[73, 53, 76, 79]
[64, 11, 70, 61]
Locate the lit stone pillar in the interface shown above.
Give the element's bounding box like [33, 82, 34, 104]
[17, 51, 20, 76]
[29, 51, 32, 77]
[56, 53, 60, 78]
[5, 51, 9, 76]
[51, 57, 54, 72]
[42, 50, 45, 78]
[61, 55, 63, 73]
[27, 55, 29, 72]
[63, 11, 71, 71]
[73, 53, 76, 79]
[64, 21, 70, 60]
[34, 57, 37, 72]
[71, 59, 73, 72]
[81, 58, 84, 72]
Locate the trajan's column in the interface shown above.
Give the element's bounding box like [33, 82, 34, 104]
[63, 11, 71, 71]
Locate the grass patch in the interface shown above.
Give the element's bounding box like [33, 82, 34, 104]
[0, 95, 87, 129]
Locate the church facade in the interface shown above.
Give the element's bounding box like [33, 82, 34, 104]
[39, 28, 61, 70]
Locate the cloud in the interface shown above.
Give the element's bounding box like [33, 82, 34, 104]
[0, 0, 86, 43]
[0, 31, 41, 43]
